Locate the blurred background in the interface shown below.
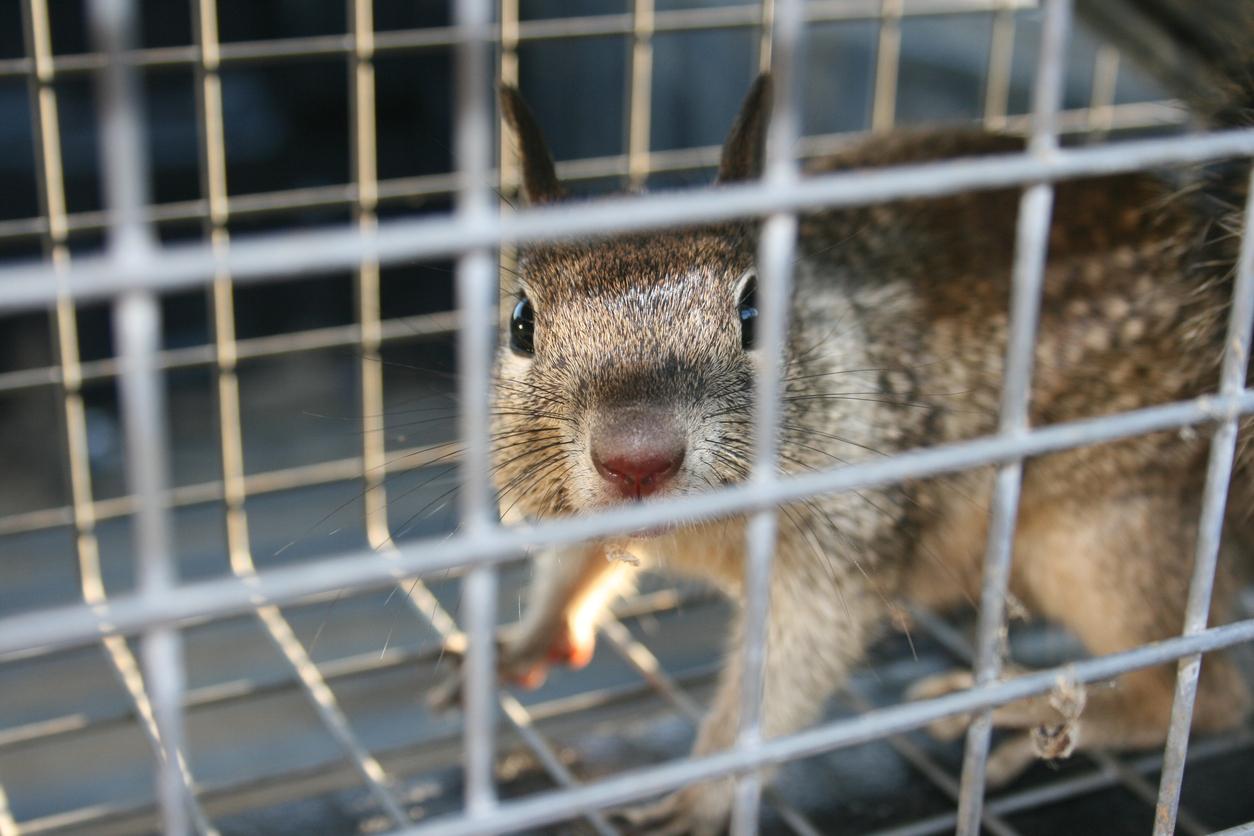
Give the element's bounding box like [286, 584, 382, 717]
[0, 1, 1250, 834]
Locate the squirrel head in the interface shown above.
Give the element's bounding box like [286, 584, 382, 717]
[492, 75, 772, 522]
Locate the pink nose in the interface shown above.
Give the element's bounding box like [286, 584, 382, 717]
[590, 408, 685, 499]
[593, 448, 684, 498]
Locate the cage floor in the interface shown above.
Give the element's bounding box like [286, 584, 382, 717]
[4, 576, 1252, 836]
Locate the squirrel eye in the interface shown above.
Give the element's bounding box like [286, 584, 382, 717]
[738, 277, 758, 350]
[510, 296, 536, 356]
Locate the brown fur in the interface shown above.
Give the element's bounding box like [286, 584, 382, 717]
[458, 79, 1254, 833]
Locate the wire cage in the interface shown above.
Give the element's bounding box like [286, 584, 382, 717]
[0, 0, 1252, 834]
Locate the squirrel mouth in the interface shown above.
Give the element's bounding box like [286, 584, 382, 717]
[624, 524, 673, 539]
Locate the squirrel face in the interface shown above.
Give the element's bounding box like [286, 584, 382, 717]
[495, 230, 758, 518]
[491, 78, 772, 523]
[491, 79, 772, 521]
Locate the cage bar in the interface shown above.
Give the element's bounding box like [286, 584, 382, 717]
[732, 0, 804, 828]
[386, 617, 1254, 836]
[0, 98, 1188, 250]
[5, 390, 1254, 661]
[982, 0, 1016, 127]
[0, 0, 1041, 82]
[2, 126, 1252, 313]
[1152, 165, 1254, 836]
[625, 0, 655, 189]
[907, 604, 1215, 834]
[871, 0, 903, 133]
[180, 0, 412, 826]
[1211, 825, 1254, 836]
[0, 784, 16, 836]
[841, 683, 1023, 836]
[452, 0, 500, 820]
[1, 1, 1253, 833]
[349, 0, 391, 559]
[0, 310, 457, 400]
[0, 435, 455, 540]
[1086, 44, 1120, 140]
[19, 2, 215, 832]
[757, 0, 775, 73]
[87, 0, 195, 833]
[401, 579, 617, 836]
[597, 617, 824, 836]
[954, 2, 1072, 831]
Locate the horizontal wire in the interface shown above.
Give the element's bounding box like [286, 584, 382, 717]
[0, 124, 1248, 313]
[858, 731, 1254, 836]
[0, 100, 1186, 245]
[0, 586, 698, 752]
[0, 438, 457, 537]
[3, 388, 1254, 658]
[397, 617, 1254, 836]
[0, 310, 457, 395]
[906, 606, 1211, 835]
[0, 0, 1038, 80]
[3, 2, 1250, 833]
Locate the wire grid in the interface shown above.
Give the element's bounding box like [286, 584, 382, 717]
[0, 0, 1251, 834]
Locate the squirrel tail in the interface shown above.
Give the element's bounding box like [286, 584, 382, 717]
[1195, 3, 1254, 131]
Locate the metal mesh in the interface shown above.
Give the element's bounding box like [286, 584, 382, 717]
[0, 1, 1251, 835]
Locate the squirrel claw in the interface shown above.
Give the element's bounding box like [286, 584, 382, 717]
[426, 666, 465, 713]
[424, 630, 576, 712]
[611, 781, 733, 836]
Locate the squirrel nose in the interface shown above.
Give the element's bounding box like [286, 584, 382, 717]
[590, 408, 685, 499]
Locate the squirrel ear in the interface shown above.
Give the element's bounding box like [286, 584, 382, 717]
[717, 73, 772, 184]
[499, 84, 564, 205]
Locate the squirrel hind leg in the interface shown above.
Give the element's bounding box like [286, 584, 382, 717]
[911, 485, 1251, 783]
[1012, 488, 1251, 752]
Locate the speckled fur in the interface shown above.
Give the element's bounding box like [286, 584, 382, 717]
[480, 80, 1254, 833]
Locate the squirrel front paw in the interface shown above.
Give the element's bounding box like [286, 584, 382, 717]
[425, 619, 597, 712]
[613, 779, 735, 836]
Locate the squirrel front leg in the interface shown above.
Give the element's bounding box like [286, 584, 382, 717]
[500, 543, 638, 687]
[621, 547, 873, 835]
[428, 543, 636, 711]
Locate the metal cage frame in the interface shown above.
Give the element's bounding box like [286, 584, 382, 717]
[0, 0, 1252, 834]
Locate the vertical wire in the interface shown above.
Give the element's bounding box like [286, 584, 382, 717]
[188, 0, 251, 592]
[1152, 166, 1254, 836]
[499, 0, 520, 140]
[403, 579, 617, 836]
[344, 1, 450, 805]
[982, 0, 1015, 129]
[453, 0, 500, 819]
[953, 2, 1070, 834]
[89, 0, 156, 260]
[187, 0, 408, 825]
[870, 0, 902, 133]
[344, 2, 442, 816]
[349, 0, 390, 556]
[1086, 44, 1119, 143]
[757, 0, 775, 75]
[626, 0, 655, 190]
[115, 292, 189, 836]
[17, 8, 216, 833]
[0, 783, 17, 836]
[732, 0, 803, 832]
[86, 2, 193, 834]
[597, 616, 825, 836]
[498, 0, 519, 333]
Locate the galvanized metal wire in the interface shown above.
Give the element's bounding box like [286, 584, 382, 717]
[0, 0, 1252, 834]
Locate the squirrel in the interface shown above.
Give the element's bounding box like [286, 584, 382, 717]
[432, 30, 1254, 835]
